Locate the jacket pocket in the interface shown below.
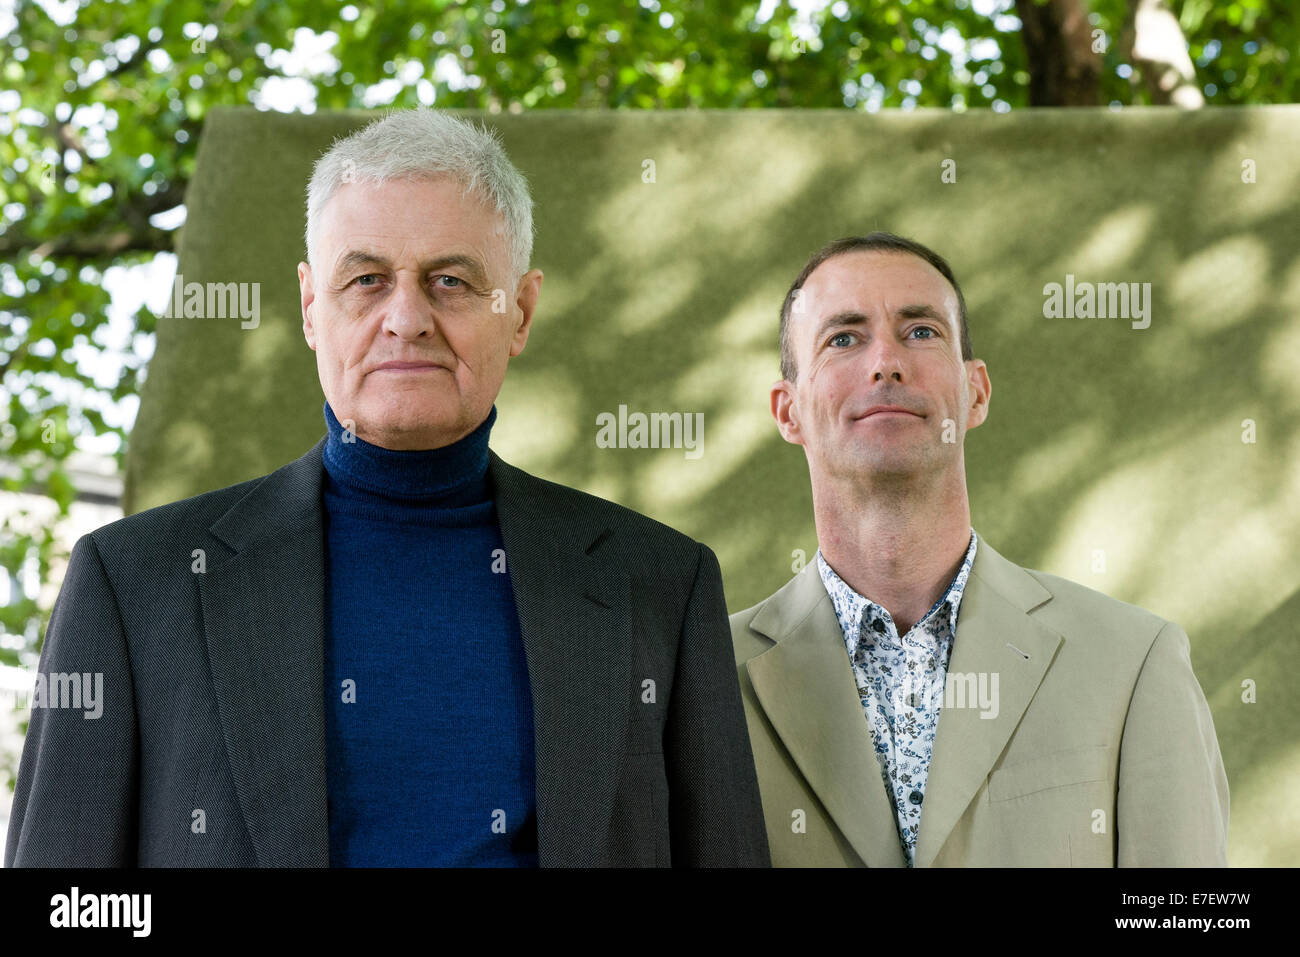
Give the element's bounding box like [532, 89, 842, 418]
[987, 745, 1110, 802]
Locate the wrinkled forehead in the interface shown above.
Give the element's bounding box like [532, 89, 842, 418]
[317, 175, 508, 264]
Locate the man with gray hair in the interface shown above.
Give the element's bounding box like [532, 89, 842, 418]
[6, 108, 769, 868]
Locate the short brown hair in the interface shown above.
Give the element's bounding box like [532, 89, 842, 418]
[778, 232, 973, 381]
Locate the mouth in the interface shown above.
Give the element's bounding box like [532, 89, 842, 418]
[371, 362, 446, 374]
[855, 406, 923, 420]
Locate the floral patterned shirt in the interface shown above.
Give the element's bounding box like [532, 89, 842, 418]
[815, 529, 978, 867]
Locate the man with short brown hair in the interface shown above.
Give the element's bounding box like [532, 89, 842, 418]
[732, 231, 1228, 867]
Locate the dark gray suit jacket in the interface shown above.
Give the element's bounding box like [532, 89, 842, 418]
[5, 437, 770, 867]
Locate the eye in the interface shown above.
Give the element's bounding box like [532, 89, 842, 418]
[829, 332, 855, 347]
[354, 273, 380, 287]
[433, 274, 465, 289]
[910, 326, 938, 339]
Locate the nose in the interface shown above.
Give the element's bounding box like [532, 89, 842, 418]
[866, 337, 905, 383]
[380, 273, 438, 340]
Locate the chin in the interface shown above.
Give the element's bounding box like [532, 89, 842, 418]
[372, 389, 457, 417]
[831, 444, 926, 479]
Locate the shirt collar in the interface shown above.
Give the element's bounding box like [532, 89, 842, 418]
[321, 400, 496, 506]
[816, 529, 978, 648]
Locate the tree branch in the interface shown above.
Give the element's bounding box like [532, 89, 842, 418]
[0, 225, 176, 258]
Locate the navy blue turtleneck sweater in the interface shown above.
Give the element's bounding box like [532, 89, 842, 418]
[320, 401, 538, 867]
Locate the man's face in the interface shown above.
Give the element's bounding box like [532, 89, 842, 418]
[771, 249, 990, 485]
[298, 176, 542, 450]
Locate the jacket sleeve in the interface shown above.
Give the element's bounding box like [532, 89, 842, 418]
[1116, 619, 1229, 866]
[663, 543, 771, 867]
[5, 532, 139, 867]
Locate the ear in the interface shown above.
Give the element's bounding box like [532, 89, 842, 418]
[964, 358, 991, 430]
[770, 378, 805, 446]
[298, 261, 317, 351]
[508, 268, 543, 357]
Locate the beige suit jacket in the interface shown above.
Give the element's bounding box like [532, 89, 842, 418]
[730, 535, 1229, 866]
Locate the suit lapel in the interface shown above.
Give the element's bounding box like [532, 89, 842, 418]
[746, 562, 907, 868]
[488, 452, 631, 867]
[201, 438, 331, 867]
[914, 539, 1063, 867]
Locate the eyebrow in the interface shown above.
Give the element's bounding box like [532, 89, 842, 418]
[330, 249, 490, 288]
[814, 304, 951, 339]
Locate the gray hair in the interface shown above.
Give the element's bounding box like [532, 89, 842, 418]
[304, 108, 534, 280]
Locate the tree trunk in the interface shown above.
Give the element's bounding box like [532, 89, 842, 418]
[1124, 0, 1204, 107]
[1015, 0, 1104, 106]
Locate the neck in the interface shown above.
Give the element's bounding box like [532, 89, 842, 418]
[812, 464, 972, 634]
[322, 400, 495, 506]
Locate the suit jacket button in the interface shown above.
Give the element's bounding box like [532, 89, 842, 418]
[908, 790, 923, 806]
